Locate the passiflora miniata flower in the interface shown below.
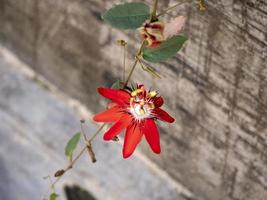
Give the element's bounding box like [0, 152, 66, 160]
[93, 84, 175, 158]
[139, 16, 186, 48]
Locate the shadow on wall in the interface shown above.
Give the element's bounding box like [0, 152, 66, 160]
[0, 157, 11, 200]
[65, 185, 97, 200]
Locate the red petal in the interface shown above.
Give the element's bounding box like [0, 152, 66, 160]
[142, 119, 161, 154]
[93, 107, 124, 122]
[103, 115, 132, 141]
[154, 108, 175, 123]
[123, 124, 143, 158]
[98, 88, 130, 105]
[107, 102, 119, 109]
[153, 97, 164, 107]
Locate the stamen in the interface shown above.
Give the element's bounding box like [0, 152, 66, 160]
[131, 89, 143, 97]
[149, 91, 157, 98]
[129, 87, 157, 121]
[130, 98, 134, 107]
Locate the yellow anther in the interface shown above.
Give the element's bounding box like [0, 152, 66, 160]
[131, 89, 143, 97]
[140, 101, 145, 106]
[130, 98, 134, 107]
[150, 103, 155, 109]
[136, 89, 143, 93]
[149, 91, 157, 98]
[131, 90, 138, 97]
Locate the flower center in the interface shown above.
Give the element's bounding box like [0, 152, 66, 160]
[129, 88, 156, 121]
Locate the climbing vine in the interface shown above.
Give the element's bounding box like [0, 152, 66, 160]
[43, 0, 205, 199]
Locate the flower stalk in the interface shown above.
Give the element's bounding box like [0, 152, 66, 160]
[138, 59, 161, 79]
[123, 40, 147, 88]
[150, 0, 158, 21]
[51, 146, 87, 188]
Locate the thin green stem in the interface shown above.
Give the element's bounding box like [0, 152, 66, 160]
[123, 41, 146, 88]
[157, 0, 191, 17]
[123, 45, 126, 82]
[138, 59, 161, 79]
[80, 123, 88, 141]
[150, 0, 158, 21]
[89, 123, 106, 142]
[123, 59, 138, 89]
[51, 123, 106, 189]
[70, 146, 87, 167]
[51, 146, 87, 188]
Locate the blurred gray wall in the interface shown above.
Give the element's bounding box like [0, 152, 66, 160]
[0, 0, 267, 200]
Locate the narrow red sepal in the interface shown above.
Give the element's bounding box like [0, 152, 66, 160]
[154, 108, 175, 123]
[103, 115, 132, 141]
[123, 124, 143, 159]
[142, 119, 161, 154]
[93, 107, 124, 122]
[98, 88, 130, 105]
[153, 97, 164, 108]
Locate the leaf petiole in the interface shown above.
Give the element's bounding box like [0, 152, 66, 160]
[157, 0, 192, 17]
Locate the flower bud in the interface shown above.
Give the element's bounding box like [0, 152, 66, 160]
[139, 21, 165, 48]
[54, 169, 65, 177]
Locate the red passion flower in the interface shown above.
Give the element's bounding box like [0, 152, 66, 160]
[93, 84, 175, 158]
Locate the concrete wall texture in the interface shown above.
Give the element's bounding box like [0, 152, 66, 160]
[0, 0, 266, 200]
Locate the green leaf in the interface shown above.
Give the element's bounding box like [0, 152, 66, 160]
[142, 35, 188, 63]
[65, 132, 81, 157]
[102, 2, 150, 29]
[50, 193, 59, 200]
[111, 80, 121, 89]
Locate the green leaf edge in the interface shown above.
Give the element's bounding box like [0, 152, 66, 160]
[65, 132, 81, 157]
[142, 35, 188, 63]
[102, 2, 150, 30]
[111, 80, 121, 89]
[50, 193, 59, 200]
